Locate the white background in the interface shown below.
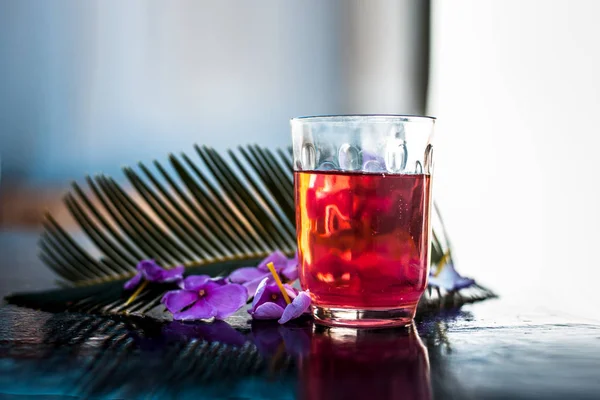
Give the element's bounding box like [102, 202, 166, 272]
[429, 0, 600, 320]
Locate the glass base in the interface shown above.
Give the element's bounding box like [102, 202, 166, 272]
[312, 305, 417, 328]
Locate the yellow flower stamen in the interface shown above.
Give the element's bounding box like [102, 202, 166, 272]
[125, 280, 148, 306]
[266, 262, 291, 305]
[433, 250, 451, 277]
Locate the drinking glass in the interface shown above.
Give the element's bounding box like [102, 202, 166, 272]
[291, 115, 435, 327]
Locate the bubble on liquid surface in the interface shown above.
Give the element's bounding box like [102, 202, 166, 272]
[338, 144, 361, 171]
[301, 143, 317, 170]
[385, 140, 407, 173]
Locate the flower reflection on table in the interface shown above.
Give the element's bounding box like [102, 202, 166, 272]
[298, 324, 431, 400]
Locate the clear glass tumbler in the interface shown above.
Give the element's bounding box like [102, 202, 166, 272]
[291, 115, 435, 327]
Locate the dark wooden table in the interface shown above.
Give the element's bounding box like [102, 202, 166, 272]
[1, 231, 599, 399]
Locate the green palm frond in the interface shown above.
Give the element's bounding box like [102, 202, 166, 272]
[5, 144, 494, 319]
[40, 145, 296, 288]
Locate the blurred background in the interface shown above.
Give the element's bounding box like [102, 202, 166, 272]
[0, 0, 598, 319]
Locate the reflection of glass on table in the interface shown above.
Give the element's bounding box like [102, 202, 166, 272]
[299, 324, 431, 400]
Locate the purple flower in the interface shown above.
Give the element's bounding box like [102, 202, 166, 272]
[428, 261, 475, 291]
[229, 251, 298, 297]
[161, 275, 247, 321]
[124, 260, 184, 290]
[248, 277, 311, 324]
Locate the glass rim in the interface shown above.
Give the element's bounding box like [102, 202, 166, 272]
[291, 114, 436, 124]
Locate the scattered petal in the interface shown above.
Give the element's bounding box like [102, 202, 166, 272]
[243, 276, 270, 299]
[212, 277, 228, 286]
[428, 262, 475, 291]
[173, 299, 216, 321]
[282, 264, 298, 281]
[283, 284, 298, 301]
[228, 251, 299, 296]
[279, 291, 311, 324]
[282, 252, 299, 280]
[179, 275, 211, 291]
[137, 260, 184, 283]
[161, 290, 199, 313]
[252, 302, 285, 320]
[160, 265, 185, 282]
[124, 273, 142, 290]
[251, 277, 272, 310]
[257, 251, 289, 272]
[205, 283, 248, 319]
[229, 267, 267, 284]
[136, 259, 155, 272]
[137, 260, 166, 280]
[248, 278, 299, 320]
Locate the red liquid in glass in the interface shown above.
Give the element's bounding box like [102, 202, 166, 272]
[295, 171, 431, 310]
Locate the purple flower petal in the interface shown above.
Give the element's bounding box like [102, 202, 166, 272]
[124, 273, 142, 290]
[160, 265, 185, 282]
[249, 278, 298, 315]
[257, 251, 289, 272]
[279, 291, 311, 324]
[281, 264, 298, 282]
[137, 260, 184, 283]
[136, 259, 152, 271]
[161, 290, 199, 313]
[428, 262, 475, 291]
[229, 267, 267, 284]
[244, 276, 270, 299]
[213, 277, 228, 286]
[252, 302, 285, 320]
[173, 299, 216, 321]
[179, 275, 211, 291]
[283, 285, 299, 301]
[137, 260, 165, 280]
[251, 277, 272, 310]
[205, 283, 248, 319]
